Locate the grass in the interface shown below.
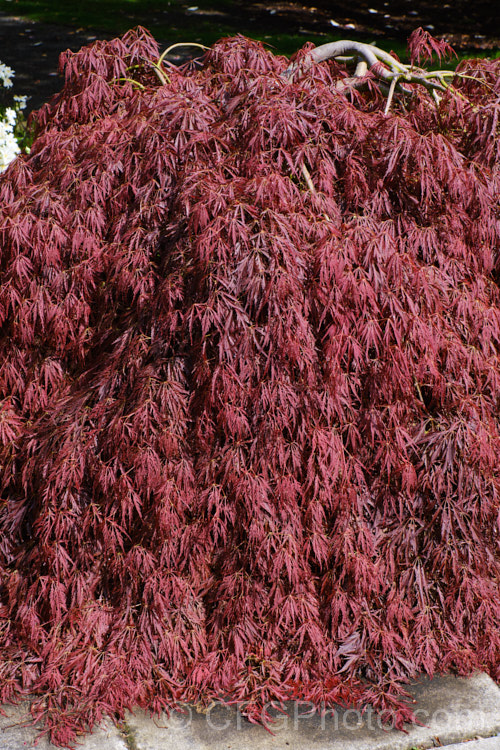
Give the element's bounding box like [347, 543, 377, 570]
[3, 0, 411, 58]
[4, 0, 498, 61]
[4, 0, 322, 47]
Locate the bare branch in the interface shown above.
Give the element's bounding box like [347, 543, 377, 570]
[283, 39, 453, 103]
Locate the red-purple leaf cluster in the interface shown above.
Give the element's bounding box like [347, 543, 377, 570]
[407, 27, 456, 66]
[0, 27, 499, 746]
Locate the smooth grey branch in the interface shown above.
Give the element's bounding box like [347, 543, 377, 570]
[283, 40, 448, 96]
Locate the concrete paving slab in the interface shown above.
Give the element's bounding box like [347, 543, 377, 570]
[439, 738, 500, 750]
[124, 672, 500, 750]
[0, 672, 499, 749]
[0, 702, 127, 750]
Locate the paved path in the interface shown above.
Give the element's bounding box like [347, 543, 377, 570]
[1, 672, 500, 750]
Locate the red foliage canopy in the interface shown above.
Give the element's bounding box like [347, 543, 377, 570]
[0, 27, 499, 746]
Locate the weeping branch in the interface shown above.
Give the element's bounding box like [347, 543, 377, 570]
[283, 40, 457, 105]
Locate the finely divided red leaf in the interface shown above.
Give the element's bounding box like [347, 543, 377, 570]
[0, 26, 499, 747]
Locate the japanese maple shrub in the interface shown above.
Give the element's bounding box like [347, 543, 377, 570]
[0, 26, 499, 746]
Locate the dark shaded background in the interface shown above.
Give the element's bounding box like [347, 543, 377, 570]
[0, 0, 499, 113]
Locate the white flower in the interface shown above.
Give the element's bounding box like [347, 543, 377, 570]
[0, 140, 20, 172]
[0, 62, 14, 89]
[0, 61, 27, 173]
[0, 118, 20, 173]
[13, 94, 28, 110]
[4, 107, 16, 126]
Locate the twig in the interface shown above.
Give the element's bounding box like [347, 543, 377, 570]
[301, 162, 318, 196]
[384, 75, 399, 115]
[111, 77, 146, 90]
[301, 163, 331, 221]
[158, 42, 210, 68]
[354, 60, 368, 78]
